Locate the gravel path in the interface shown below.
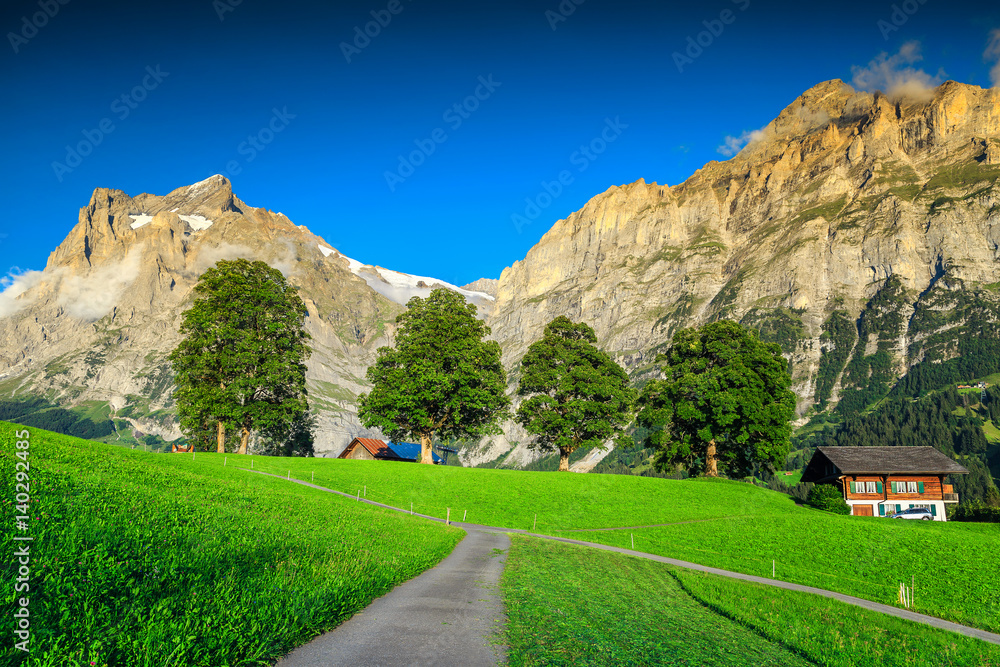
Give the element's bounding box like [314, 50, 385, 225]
[246, 469, 1000, 662]
[276, 528, 508, 666]
[246, 471, 508, 666]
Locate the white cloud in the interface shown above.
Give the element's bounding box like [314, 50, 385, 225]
[192, 243, 256, 274]
[57, 248, 143, 321]
[851, 41, 944, 99]
[985, 29, 1000, 88]
[717, 128, 767, 157]
[794, 106, 831, 127]
[0, 269, 46, 318]
[191, 239, 297, 277]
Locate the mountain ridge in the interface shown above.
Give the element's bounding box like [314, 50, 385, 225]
[4, 78, 1000, 467]
[466, 78, 1000, 466]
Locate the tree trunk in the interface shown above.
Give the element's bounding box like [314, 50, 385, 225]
[216, 421, 225, 454]
[705, 439, 719, 477]
[420, 433, 434, 464]
[559, 449, 570, 472]
[237, 427, 250, 455]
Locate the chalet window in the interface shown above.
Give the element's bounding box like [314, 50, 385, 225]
[865, 481, 877, 493]
[907, 481, 918, 493]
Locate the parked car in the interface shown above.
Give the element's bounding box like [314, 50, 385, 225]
[890, 507, 933, 520]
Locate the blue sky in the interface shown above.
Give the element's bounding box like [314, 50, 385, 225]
[1, 0, 999, 288]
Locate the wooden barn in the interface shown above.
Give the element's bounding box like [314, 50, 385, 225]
[338, 437, 444, 464]
[801, 446, 968, 520]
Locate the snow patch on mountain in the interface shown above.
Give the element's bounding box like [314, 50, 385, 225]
[129, 215, 153, 229]
[179, 214, 213, 231]
[316, 246, 493, 313]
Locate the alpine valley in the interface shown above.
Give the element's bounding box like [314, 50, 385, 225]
[4, 79, 1000, 468]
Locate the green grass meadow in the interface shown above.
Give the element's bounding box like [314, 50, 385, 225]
[245, 454, 790, 529]
[246, 454, 1000, 634]
[503, 536, 1000, 666]
[565, 512, 1000, 633]
[4, 422, 999, 666]
[502, 535, 811, 666]
[0, 422, 462, 666]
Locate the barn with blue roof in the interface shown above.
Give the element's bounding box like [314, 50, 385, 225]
[338, 437, 445, 464]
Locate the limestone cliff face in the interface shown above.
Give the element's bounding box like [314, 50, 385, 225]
[0, 175, 403, 453]
[471, 80, 1000, 466]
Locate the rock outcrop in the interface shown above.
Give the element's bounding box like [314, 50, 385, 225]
[6, 80, 1000, 468]
[1, 176, 405, 453]
[465, 80, 1000, 466]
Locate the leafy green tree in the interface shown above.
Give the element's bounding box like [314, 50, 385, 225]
[358, 289, 509, 464]
[257, 411, 317, 457]
[170, 259, 312, 454]
[806, 484, 851, 515]
[516, 317, 635, 471]
[637, 320, 796, 478]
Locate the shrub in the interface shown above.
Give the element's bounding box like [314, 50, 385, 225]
[952, 500, 1000, 523]
[805, 484, 850, 514]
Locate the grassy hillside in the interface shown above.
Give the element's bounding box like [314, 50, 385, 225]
[5, 423, 998, 665]
[245, 455, 1000, 634]
[502, 536, 811, 666]
[0, 422, 462, 666]
[566, 512, 1000, 633]
[504, 536, 1000, 666]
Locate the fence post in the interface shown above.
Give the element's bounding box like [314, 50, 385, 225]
[447, 508, 450, 525]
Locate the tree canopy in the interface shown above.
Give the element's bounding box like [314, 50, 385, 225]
[358, 289, 509, 464]
[169, 259, 312, 454]
[637, 320, 795, 478]
[516, 317, 635, 471]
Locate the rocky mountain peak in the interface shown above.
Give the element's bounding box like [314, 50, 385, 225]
[475, 79, 1000, 466]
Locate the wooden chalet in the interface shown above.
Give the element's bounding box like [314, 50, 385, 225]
[338, 437, 444, 464]
[801, 446, 968, 521]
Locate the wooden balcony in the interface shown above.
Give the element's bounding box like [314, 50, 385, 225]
[943, 484, 958, 503]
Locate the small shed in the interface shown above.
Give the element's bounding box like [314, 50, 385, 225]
[338, 437, 444, 464]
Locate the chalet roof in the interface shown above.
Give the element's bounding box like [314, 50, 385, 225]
[815, 446, 969, 475]
[351, 437, 401, 460]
